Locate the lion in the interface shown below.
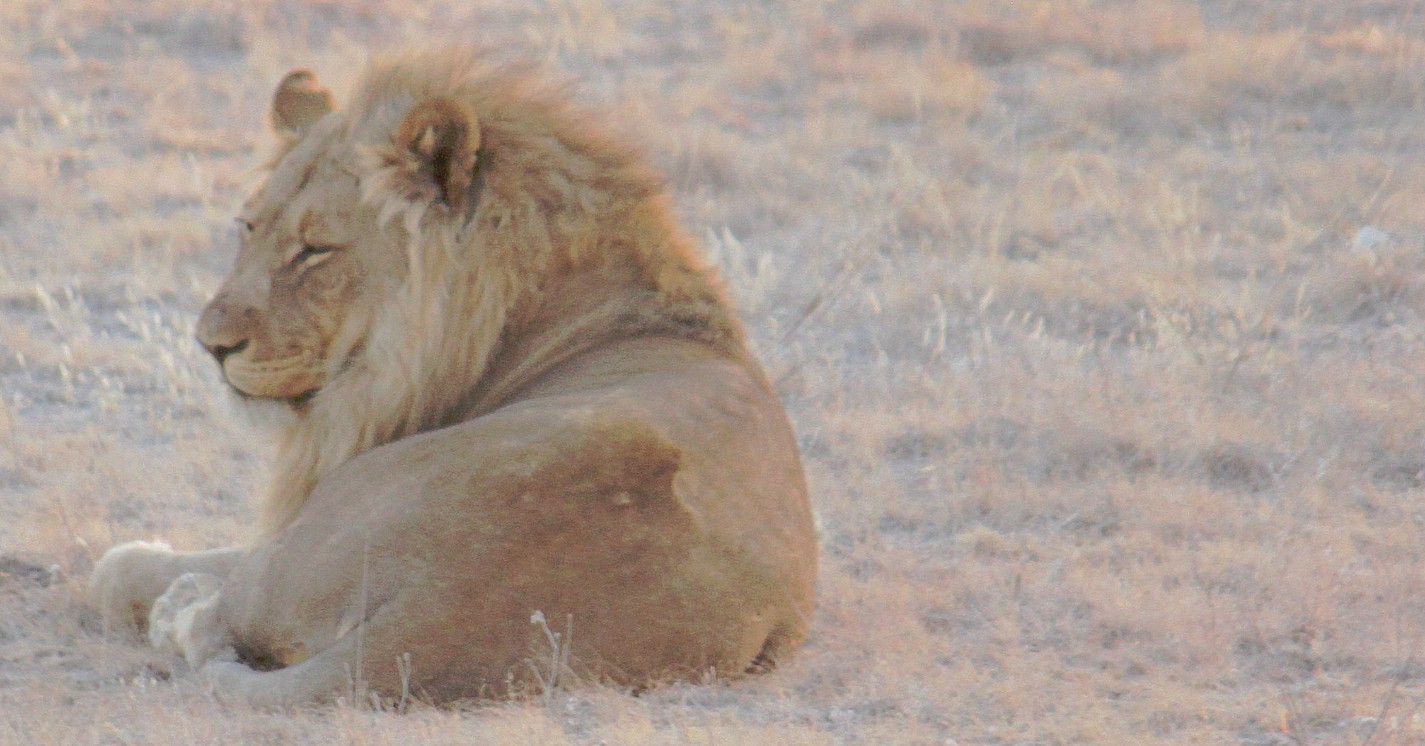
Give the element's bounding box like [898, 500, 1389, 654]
[89, 49, 818, 706]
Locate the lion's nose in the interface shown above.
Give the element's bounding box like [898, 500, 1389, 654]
[202, 338, 249, 365]
[197, 294, 258, 366]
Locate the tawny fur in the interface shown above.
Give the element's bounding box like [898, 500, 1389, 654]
[90, 48, 817, 706]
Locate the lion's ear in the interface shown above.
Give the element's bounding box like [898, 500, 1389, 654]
[271, 69, 334, 137]
[392, 98, 481, 214]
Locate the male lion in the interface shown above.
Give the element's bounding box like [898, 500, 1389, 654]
[90, 49, 818, 706]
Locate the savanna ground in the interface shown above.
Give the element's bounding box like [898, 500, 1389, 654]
[2, 0, 1424, 743]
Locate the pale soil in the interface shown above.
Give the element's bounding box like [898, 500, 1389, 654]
[3, 1, 1425, 744]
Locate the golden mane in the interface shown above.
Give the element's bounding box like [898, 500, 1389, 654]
[258, 49, 748, 533]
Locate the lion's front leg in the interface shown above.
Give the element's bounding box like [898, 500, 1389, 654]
[90, 542, 243, 638]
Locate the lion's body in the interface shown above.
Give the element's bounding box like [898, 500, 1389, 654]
[90, 50, 817, 705]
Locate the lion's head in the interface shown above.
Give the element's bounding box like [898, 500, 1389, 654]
[198, 50, 741, 533]
[196, 68, 473, 409]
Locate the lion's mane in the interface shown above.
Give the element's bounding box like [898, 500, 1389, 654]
[259, 50, 744, 533]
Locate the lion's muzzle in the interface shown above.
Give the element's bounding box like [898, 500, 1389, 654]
[197, 294, 257, 365]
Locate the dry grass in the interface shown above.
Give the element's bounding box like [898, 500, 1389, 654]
[3, 0, 1425, 743]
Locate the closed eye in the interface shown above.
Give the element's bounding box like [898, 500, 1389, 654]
[291, 244, 343, 267]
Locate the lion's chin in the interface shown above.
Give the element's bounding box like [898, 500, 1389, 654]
[217, 386, 310, 433]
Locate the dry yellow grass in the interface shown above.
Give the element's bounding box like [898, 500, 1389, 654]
[3, 0, 1425, 743]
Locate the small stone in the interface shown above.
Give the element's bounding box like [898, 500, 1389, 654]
[1353, 225, 1390, 252]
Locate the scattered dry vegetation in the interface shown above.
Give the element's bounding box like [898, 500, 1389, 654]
[3, 0, 1425, 743]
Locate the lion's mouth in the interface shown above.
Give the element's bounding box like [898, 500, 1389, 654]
[227, 383, 321, 411]
[217, 351, 347, 412]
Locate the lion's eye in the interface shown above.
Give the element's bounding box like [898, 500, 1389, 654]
[236, 218, 255, 233]
[294, 244, 341, 264]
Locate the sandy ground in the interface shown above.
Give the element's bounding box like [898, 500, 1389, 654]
[3, 1, 1425, 743]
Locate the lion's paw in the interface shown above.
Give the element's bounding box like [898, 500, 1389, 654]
[90, 540, 176, 637]
[149, 572, 231, 668]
